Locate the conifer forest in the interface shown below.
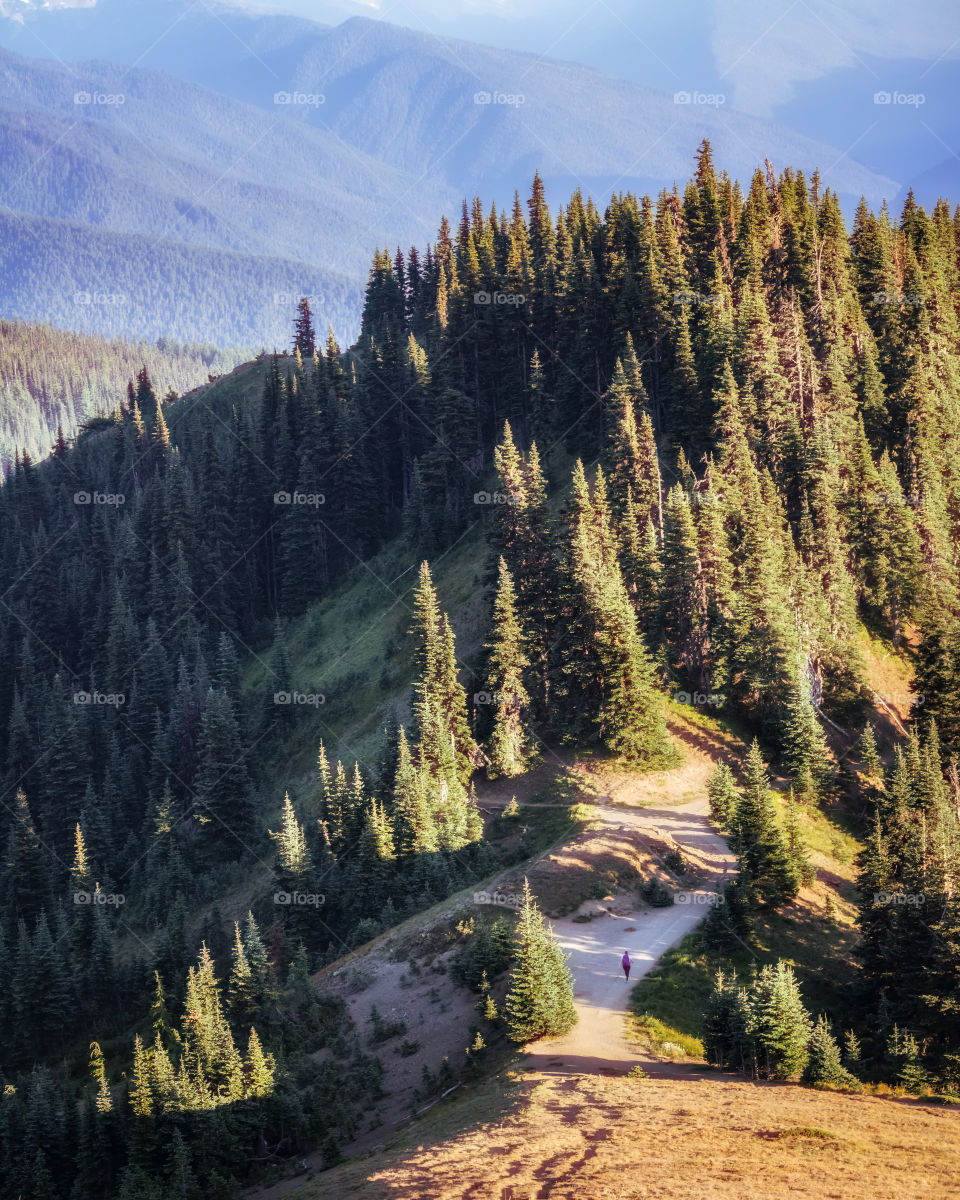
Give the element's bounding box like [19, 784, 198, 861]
[2, 141, 960, 1197]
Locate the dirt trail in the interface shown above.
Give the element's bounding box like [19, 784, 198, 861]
[524, 784, 734, 1074]
[252, 729, 735, 1198]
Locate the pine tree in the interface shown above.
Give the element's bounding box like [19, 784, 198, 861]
[150, 970, 173, 1048]
[803, 1015, 859, 1088]
[886, 1025, 928, 1093]
[504, 879, 577, 1042]
[732, 740, 799, 905]
[391, 726, 437, 856]
[703, 969, 756, 1072]
[89, 1041, 112, 1113]
[409, 563, 481, 847]
[750, 961, 812, 1079]
[485, 558, 533, 777]
[857, 722, 885, 798]
[128, 1033, 153, 1117]
[410, 562, 478, 784]
[270, 792, 313, 889]
[782, 673, 832, 799]
[707, 761, 740, 828]
[660, 483, 707, 688]
[194, 688, 254, 845]
[783, 791, 816, 887]
[293, 296, 316, 356]
[227, 922, 256, 1028]
[842, 1028, 864, 1076]
[558, 461, 672, 765]
[243, 1027, 274, 1098]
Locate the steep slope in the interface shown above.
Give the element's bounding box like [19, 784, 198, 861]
[285, 1068, 960, 1200]
[292, 17, 897, 206]
[0, 317, 242, 471]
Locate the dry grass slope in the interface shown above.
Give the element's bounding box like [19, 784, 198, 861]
[291, 1070, 960, 1200]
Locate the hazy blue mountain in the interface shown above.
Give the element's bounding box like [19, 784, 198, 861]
[0, 0, 907, 348]
[901, 155, 960, 209]
[295, 18, 895, 206]
[0, 43, 459, 342]
[0, 46, 453, 267]
[773, 53, 960, 208]
[5, 0, 953, 193]
[0, 209, 358, 346]
[1, 0, 895, 207]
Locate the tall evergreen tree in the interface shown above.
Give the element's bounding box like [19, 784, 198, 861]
[484, 558, 533, 777]
[504, 879, 577, 1043]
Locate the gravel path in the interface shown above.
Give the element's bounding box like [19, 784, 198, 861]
[524, 791, 733, 1074]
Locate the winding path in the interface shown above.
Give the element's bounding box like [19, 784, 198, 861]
[524, 791, 734, 1073]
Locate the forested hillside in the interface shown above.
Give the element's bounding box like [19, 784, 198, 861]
[1, 144, 959, 1198]
[0, 320, 243, 473]
[0, 43, 456, 343]
[0, 210, 361, 346]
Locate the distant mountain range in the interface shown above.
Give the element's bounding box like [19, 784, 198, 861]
[0, 0, 910, 346]
[0, 41, 458, 344]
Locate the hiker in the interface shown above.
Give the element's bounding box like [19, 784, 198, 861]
[621, 950, 631, 981]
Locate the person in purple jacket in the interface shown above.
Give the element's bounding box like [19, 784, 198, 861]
[621, 950, 631, 980]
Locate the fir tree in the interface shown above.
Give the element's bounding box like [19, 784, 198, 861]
[707, 761, 740, 828]
[89, 1041, 112, 1113]
[485, 558, 533, 777]
[803, 1015, 859, 1088]
[293, 296, 316, 357]
[732, 740, 799, 906]
[781, 673, 832, 799]
[750, 961, 812, 1079]
[783, 791, 816, 888]
[193, 689, 254, 845]
[504, 879, 577, 1043]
